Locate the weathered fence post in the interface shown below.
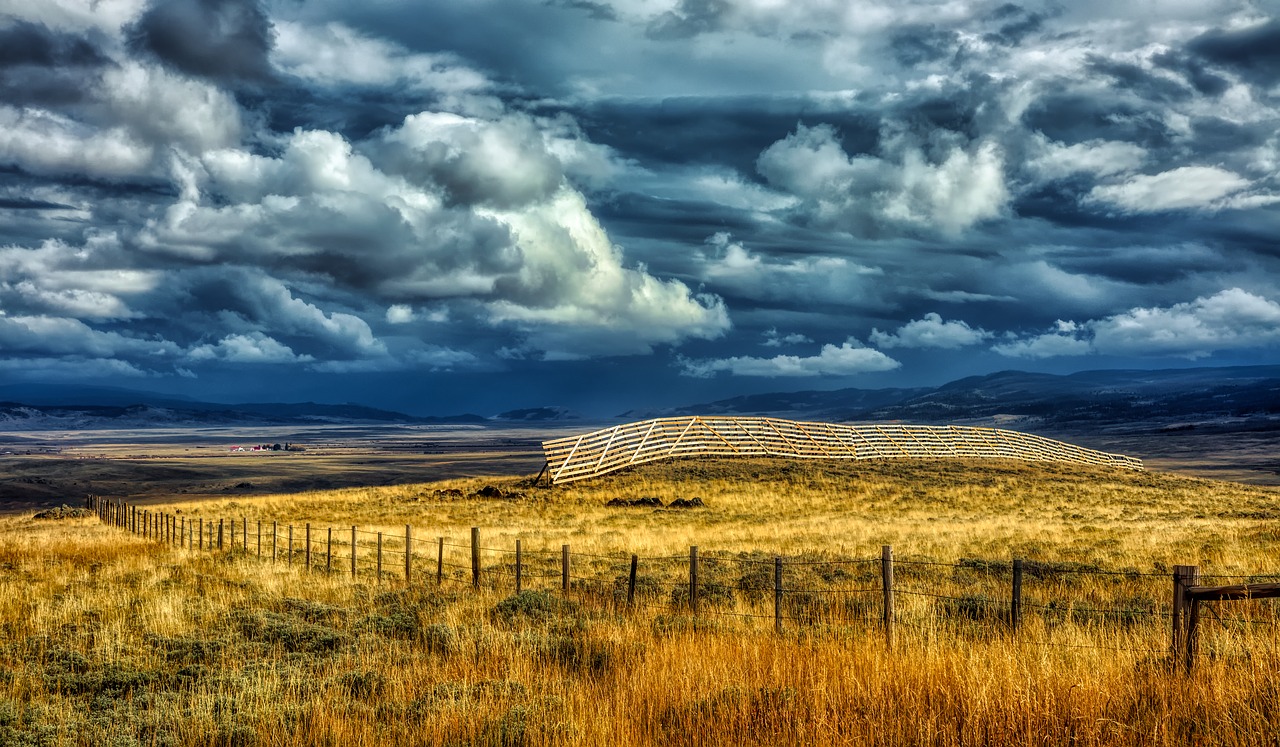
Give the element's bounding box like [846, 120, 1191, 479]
[271, 521, 277, 563]
[180, 517, 185, 548]
[1172, 565, 1195, 663]
[471, 527, 481, 589]
[775, 556, 783, 634]
[257, 521, 262, 559]
[326, 527, 333, 572]
[627, 554, 638, 608]
[351, 526, 357, 579]
[376, 532, 383, 583]
[305, 523, 311, 569]
[882, 545, 894, 647]
[689, 546, 699, 614]
[287, 525, 293, 566]
[515, 539, 522, 594]
[1012, 558, 1023, 632]
[404, 525, 411, 584]
[218, 519, 224, 551]
[1184, 566, 1202, 672]
[199, 518, 204, 550]
[561, 544, 570, 594]
[436, 537, 444, 586]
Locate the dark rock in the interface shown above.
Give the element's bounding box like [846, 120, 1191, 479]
[668, 497, 706, 509]
[32, 505, 92, 520]
[473, 485, 505, 499]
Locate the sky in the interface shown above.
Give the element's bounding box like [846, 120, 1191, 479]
[0, 0, 1278, 416]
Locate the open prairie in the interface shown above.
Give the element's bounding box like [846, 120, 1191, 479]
[2, 452, 1279, 746]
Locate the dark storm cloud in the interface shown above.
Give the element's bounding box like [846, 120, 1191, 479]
[645, 0, 732, 40]
[576, 96, 880, 173]
[1187, 19, 1280, 86]
[1020, 92, 1173, 149]
[0, 21, 112, 106]
[127, 0, 276, 84]
[1151, 51, 1230, 97]
[547, 0, 619, 22]
[888, 25, 958, 67]
[1085, 55, 1194, 103]
[0, 197, 75, 211]
[982, 4, 1046, 47]
[0, 22, 109, 68]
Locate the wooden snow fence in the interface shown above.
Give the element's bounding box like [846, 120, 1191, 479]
[541, 416, 1144, 484]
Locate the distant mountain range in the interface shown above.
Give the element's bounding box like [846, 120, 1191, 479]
[0, 384, 488, 430]
[623, 365, 1280, 430]
[1, 366, 1278, 431]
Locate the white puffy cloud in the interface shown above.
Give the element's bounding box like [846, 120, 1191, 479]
[188, 332, 312, 363]
[679, 339, 900, 377]
[761, 327, 813, 347]
[870, 312, 992, 349]
[1086, 166, 1251, 213]
[994, 289, 1280, 359]
[757, 124, 1008, 235]
[697, 232, 884, 306]
[385, 304, 415, 324]
[1027, 135, 1148, 180]
[0, 312, 180, 359]
[0, 107, 154, 179]
[272, 21, 490, 95]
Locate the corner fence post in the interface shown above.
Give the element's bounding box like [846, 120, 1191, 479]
[689, 546, 699, 614]
[1012, 558, 1023, 632]
[775, 556, 783, 633]
[515, 539, 522, 594]
[627, 555, 638, 608]
[882, 545, 894, 647]
[471, 527, 481, 589]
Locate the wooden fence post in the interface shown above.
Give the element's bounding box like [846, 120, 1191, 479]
[882, 545, 894, 647]
[287, 525, 293, 566]
[627, 554, 638, 608]
[1172, 565, 1194, 663]
[1184, 566, 1202, 673]
[404, 525, 411, 585]
[180, 517, 185, 548]
[1012, 558, 1023, 632]
[376, 532, 383, 583]
[351, 526, 357, 579]
[305, 523, 311, 570]
[690, 546, 699, 614]
[775, 556, 783, 634]
[198, 518, 204, 550]
[326, 527, 332, 572]
[271, 521, 277, 563]
[256, 521, 261, 558]
[218, 519, 224, 551]
[515, 539, 522, 594]
[561, 544, 570, 594]
[471, 527, 481, 589]
[437, 537, 444, 586]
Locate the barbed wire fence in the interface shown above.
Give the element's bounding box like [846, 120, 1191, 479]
[82, 495, 1280, 671]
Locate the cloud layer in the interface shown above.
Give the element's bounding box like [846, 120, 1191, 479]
[0, 0, 1278, 410]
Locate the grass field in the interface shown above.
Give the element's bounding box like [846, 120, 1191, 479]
[2, 457, 1279, 745]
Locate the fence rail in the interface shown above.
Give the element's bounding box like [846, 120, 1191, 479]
[79, 494, 1277, 672]
[540, 417, 1145, 484]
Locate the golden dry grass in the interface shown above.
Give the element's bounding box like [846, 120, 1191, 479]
[2, 458, 1279, 746]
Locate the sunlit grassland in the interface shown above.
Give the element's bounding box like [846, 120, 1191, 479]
[2, 458, 1279, 745]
